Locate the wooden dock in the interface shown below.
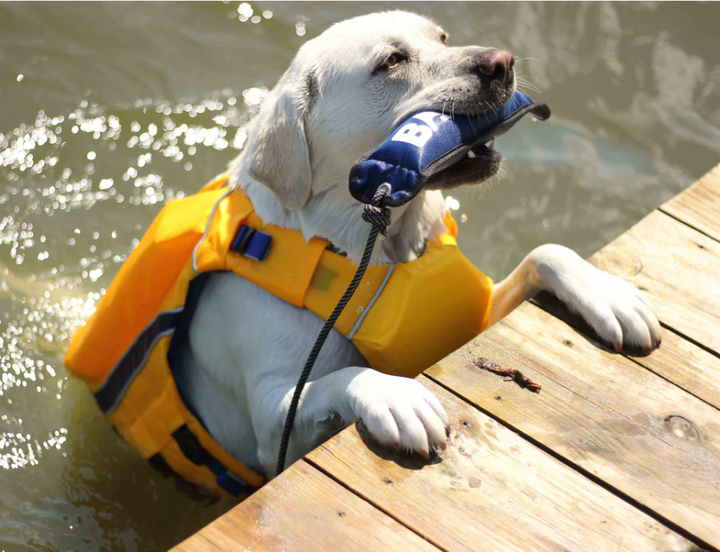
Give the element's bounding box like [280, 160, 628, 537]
[174, 164, 720, 551]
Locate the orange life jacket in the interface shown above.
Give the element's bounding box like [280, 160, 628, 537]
[64, 173, 493, 498]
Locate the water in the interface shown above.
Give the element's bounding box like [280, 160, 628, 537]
[1, 2, 719, 550]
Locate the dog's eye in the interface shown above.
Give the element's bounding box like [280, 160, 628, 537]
[381, 53, 407, 69]
[440, 33, 448, 44]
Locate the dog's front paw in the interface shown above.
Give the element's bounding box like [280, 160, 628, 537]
[346, 371, 448, 458]
[570, 270, 661, 354]
[534, 245, 662, 354]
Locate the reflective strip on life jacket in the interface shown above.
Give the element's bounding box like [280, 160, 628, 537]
[94, 307, 184, 414]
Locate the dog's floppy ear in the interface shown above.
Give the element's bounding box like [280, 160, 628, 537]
[244, 69, 314, 211]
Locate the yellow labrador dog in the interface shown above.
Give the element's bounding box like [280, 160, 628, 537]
[174, 11, 661, 479]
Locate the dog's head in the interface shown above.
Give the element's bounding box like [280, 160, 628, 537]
[242, 11, 516, 211]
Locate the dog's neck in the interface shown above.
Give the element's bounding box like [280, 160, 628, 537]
[229, 158, 448, 264]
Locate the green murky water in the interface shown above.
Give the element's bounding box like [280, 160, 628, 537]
[1, 2, 719, 550]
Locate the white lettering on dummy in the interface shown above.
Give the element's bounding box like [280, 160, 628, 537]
[391, 112, 452, 147]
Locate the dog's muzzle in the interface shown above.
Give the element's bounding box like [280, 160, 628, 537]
[349, 91, 551, 207]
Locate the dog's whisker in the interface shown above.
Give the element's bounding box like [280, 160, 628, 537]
[517, 82, 540, 96]
[515, 78, 542, 94]
[516, 80, 540, 89]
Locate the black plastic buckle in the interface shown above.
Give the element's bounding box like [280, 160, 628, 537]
[231, 225, 272, 261]
[172, 425, 211, 466]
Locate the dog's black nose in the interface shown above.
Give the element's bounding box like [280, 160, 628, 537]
[477, 49, 515, 83]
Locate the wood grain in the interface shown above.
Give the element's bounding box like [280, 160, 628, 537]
[172, 461, 438, 551]
[175, 534, 221, 552]
[636, 327, 720, 411]
[177, 168, 720, 550]
[534, 292, 720, 411]
[591, 210, 720, 355]
[661, 162, 720, 242]
[426, 303, 720, 548]
[308, 378, 693, 552]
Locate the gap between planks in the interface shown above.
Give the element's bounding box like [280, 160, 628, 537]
[531, 294, 720, 414]
[309, 376, 700, 552]
[302, 457, 451, 552]
[421, 369, 715, 552]
[588, 210, 720, 409]
[658, 207, 720, 248]
[424, 301, 720, 549]
[173, 459, 441, 551]
[659, 162, 720, 243]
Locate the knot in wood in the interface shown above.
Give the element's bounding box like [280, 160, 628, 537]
[664, 415, 699, 441]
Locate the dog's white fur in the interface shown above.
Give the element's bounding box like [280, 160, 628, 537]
[174, 11, 661, 480]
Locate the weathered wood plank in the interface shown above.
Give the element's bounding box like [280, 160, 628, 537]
[591, 209, 720, 355]
[534, 292, 720, 411]
[175, 534, 222, 552]
[661, 163, 720, 242]
[172, 461, 438, 551]
[308, 377, 693, 552]
[179, 168, 720, 550]
[425, 303, 720, 548]
[634, 327, 720, 410]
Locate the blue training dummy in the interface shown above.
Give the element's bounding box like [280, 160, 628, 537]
[349, 91, 551, 207]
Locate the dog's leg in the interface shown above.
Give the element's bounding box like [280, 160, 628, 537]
[250, 367, 449, 478]
[488, 244, 661, 353]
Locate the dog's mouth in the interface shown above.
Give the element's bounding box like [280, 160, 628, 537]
[425, 137, 502, 191]
[349, 91, 551, 207]
[467, 138, 499, 161]
[425, 96, 550, 192]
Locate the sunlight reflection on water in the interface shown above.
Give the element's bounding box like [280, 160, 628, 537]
[1, 1, 720, 549]
[0, 85, 268, 549]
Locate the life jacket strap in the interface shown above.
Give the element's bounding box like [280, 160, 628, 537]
[172, 424, 256, 497]
[148, 452, 175, 478]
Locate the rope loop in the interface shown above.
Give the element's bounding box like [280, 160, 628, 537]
[362, 186, 392, 234]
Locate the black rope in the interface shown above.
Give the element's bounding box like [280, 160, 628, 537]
[275, 186, 391, 476]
